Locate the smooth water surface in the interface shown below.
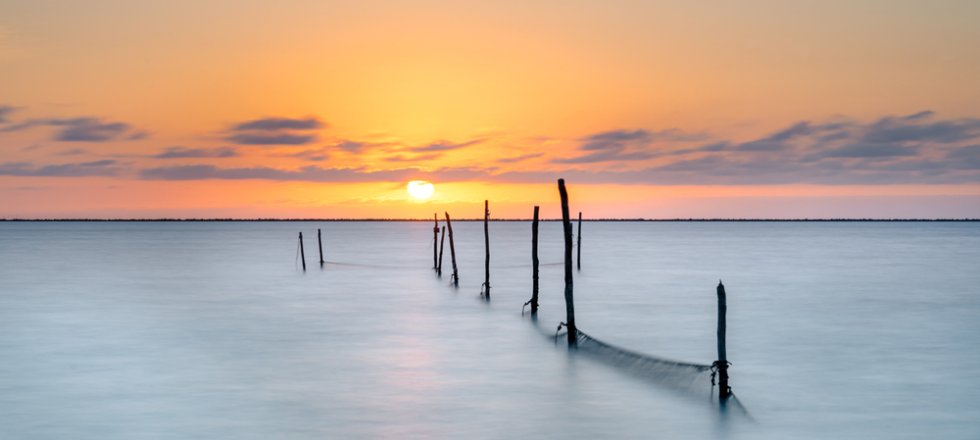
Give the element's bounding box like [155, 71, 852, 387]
[1, 221, 978, 439]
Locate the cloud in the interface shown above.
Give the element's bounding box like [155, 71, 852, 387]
[385, 153, 441, 162]
[554, 128, 707, 164]
[860, 113, 980, 144]
[152, 146, 238, 159]
[498, 152, 544, 163]
[224, 116, 324, 146]
[1, 116, 146, 142]
[408, 139, 483, 152]
[56, 148, 88, 156]
[139, 164, 423, 182]
[0, 105, 18, 123]
[0, 160, 120, 177]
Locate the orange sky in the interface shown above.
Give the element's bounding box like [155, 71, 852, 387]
[2, 1, 980, 218]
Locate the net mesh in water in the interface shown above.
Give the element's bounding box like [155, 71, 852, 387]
[575, 329, 715, 396]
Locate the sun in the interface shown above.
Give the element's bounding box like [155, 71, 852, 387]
[406, 180, 435, 200]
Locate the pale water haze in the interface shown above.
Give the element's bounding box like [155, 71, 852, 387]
[1, 221, 978, 439]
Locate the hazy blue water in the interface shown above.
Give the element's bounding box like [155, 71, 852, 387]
[1, 221, 978, 439]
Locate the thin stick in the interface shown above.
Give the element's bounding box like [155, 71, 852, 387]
[298, 232, 306, 272]
[437, 226, 446, 276]
[433, 213, 439, 270]
[445, 212, 459, 287]
[530, 205, 540, 315]
[576, 211, 582, 271]
[717, 281, 730, 401]
[317, 228, 324, 266]
[483, 200, 491, 299]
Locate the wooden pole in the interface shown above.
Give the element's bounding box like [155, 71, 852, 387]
[483, 200, 490, 299]
[317, 228, 324, 266]
[530, 205, 540, 315]
[558, 179, 577, 346]
[298, 232, 306, 272]
[576, 211, 582, 271]
[437, 226, 446, 276]
[717, 281, 730, 400]
[433, 213, 439, 270]
[445, 212, 459, 286]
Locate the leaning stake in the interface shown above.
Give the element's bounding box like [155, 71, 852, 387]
[558, 179, 577, 346]
[445, 212, 459, 287]
[299, 232, 306, 272]
[576, 211, 582, 271]
[530, 205, 540, 314]
[716, 281, 731, 401]
[433, 213, 439, 270]
[482, 200, 491, 299]
[317, 228, 324, 266]
[437, 226, 446, 276]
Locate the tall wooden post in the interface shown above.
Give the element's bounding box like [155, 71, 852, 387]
[437, 226, 446, 276]
[433, 213, 439, 270]
[298, 232, 306, 272]
[558, 179, 577, 346]
[317, 228, 324, 266]
[576, 211, 582, 271]
[482, 200, 491, 299]
[717, 281, 730, 400]
[445, 212, 459, 286]
[530, 205, 540, 315]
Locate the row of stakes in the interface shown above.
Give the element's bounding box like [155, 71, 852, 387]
[294, 178, 732, 402]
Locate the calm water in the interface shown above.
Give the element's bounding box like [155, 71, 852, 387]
[1, 221, 978, 439]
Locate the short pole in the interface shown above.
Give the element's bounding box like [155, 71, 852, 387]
[433, 213, 439, 270]
[717, 281, 730, 401]
[558, 179, 577, 346]
[445, 212, 459, 287]
[482, 200, 491, 299]
[576, 211, 582, 271]
[530, 205, 540, 315]
[317, 228, 324, 266]
[299, 232, 306, 272]
[437, 226, 446, 276]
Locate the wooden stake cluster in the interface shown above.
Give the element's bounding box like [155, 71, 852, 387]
[445, 212, 459, 286]
[558, 179, 577, 346]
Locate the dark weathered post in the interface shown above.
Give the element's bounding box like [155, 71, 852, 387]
[437, 226, 446, 276]
[717, 281, 731, 401]
[317, 228, 324, 266]
[445, 212, 459, 286]
[482, 200, 491, 299]
[558, 179, 577, 346]
[530, 205, 540, 315]
[576, 211, 582, 271]
[299, 232, 306, 272]
[433, 213, 439, 270]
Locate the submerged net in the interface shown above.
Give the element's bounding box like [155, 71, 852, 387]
[574, 329, 716, 397]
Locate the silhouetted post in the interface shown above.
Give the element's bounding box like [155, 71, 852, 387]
[558, 179, 577, 346]
[530, 205, 540, 315]
[482, 200, 491, 299]
[433, 213, 439, 270]
[445, 212, 459, 286]
[717, 281, 731, 401]
[437, 226, 446, 276]
[299, 232, 306, 272]
[576, 211, 582, 271]
[317, 228, 324, 266]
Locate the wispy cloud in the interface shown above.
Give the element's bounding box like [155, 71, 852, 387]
[408, 139, 484, 153]
[224, 116, 324, 145]
[0, 160, 121, 177]
[152, 146, 238, 159]
[1, 116, 146, 142]
[498, 152, 544, 163]
[0, 104, 18, 123]
[554, 128, 707, 164]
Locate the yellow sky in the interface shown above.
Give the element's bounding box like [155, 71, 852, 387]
[2, 1, 980, 218]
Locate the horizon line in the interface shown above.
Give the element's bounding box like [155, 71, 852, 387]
[2, 218, 978, 222]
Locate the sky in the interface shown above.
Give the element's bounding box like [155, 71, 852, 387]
[2, 0, 980, 219]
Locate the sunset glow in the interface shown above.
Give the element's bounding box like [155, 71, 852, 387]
[2, 1, 979, 218]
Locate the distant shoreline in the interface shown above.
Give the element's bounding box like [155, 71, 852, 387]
[2, 218, 978, 222]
